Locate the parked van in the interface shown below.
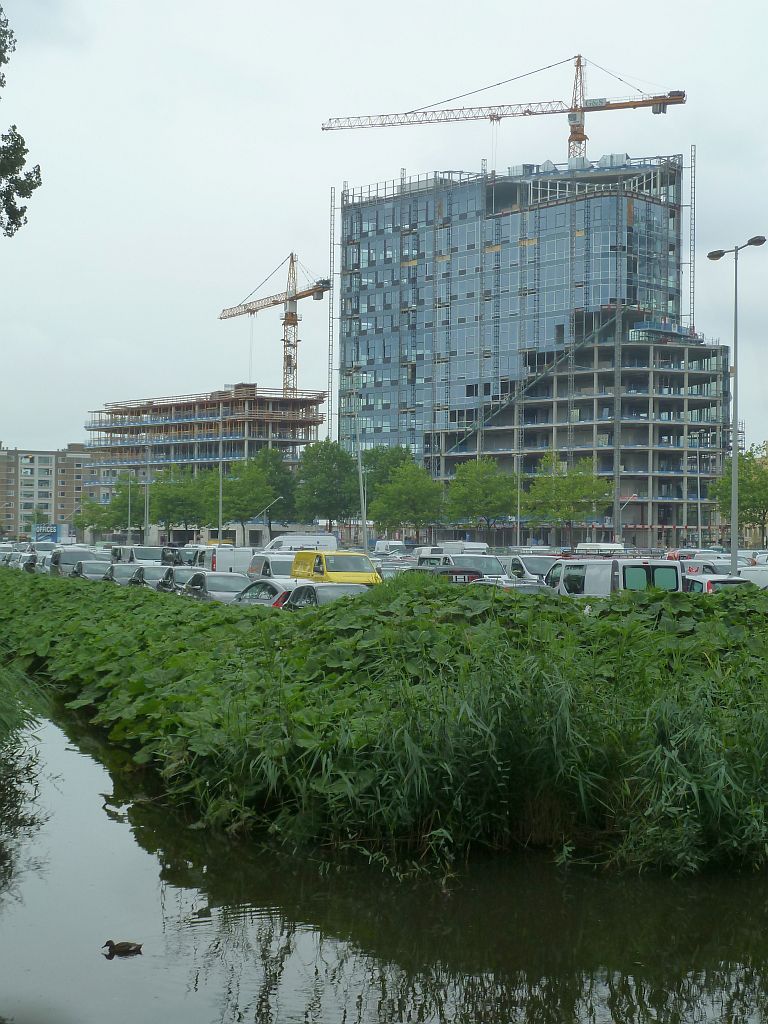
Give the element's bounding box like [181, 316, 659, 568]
[441, 541, 489, 555]
[246, 552, 298, 581]
[544, 558, 682, 596]
[574, 542, 627, 557]
[413, 542, 489, 563]
[374, 539, 407, 557]
[196, 546, 260, 573]
[263, 533, 337, 553]
[736, 566, 768, 589]
[111, 545, 178, 566]
[290, 550, 380, 585]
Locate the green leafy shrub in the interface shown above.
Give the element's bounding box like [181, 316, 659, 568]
[2, 572, 768, 874]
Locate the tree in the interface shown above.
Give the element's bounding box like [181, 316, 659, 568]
[445, 458, 518, 537]
[368, 462, 443, 533]
[710, 442, 768, 545]
[250, 447, 296, 530]
[525, 452, 611, 543]
[72, 498, 107, 536]
[28, 506, 49, 526]
[224, 460, 276, 542]
[150, 469, 207, 537]
[99, 474, 145, 536]
[0, 6, 41, 237]
[362, 446, 414, 507]
[295, 441, 358, 526]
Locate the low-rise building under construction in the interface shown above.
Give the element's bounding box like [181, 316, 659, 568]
[85, 382, 326, 492]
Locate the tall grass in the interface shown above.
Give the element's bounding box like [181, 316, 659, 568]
[2, 571, 768, 873]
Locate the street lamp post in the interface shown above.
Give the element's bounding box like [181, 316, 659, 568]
[143, 447, 150, 543]
[346, 367, 368, 552]
[707, 235, 765, 576]
[254, 496, 282, 544]
[218, 403, 224, 543]
[617, 493, 638, 545]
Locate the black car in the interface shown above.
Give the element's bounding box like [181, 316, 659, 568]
[103, 564, 146, 587]
[69, 560, 115, 581]
[155, 566, 199, 594]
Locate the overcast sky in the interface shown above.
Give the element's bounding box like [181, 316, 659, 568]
[1, 0, 766, 451]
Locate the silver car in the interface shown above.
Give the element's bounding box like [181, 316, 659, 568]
[181, 571, 249, 604]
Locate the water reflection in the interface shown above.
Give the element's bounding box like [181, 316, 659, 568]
[6, 711, 768, 1023]
[120, 762, 768, 1022]
[0, 735, 44, 905]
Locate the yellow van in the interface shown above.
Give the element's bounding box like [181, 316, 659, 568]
[290, 549, 381, 586]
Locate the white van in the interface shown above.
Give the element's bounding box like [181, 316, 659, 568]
[374, 540, 407, 557]
[197, 546, 260, 573]
[441, 541, 489, 555]
[545, 558, 682, 596]
[574, 542, 627, 557]
[262, 534, 337, 553]
[111, 545, 176, 566]
[246, 551, 298, 581]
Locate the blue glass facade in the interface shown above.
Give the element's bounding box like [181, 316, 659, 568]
[338, 156, 683, 460]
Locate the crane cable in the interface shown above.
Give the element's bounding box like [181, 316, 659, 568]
[407, 56, 577, 113]
[235, 254, 291, 307]
[407, 54, 651, 116]
[583, 57, 650, 97]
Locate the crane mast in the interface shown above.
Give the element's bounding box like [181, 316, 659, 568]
[219, 253, 331, 395]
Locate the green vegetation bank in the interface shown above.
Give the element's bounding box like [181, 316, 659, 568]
[2, 572, 768, 875]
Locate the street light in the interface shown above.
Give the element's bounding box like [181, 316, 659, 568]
[617, 493, 638, 545]
[707, 234, 765, 576]
[254, 496, 282, 544]
[345, 367, 368, 553]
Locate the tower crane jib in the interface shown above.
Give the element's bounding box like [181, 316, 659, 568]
[218, 253, 331, 395]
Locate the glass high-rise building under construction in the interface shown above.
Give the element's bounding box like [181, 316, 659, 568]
[337, 153, 730, 547]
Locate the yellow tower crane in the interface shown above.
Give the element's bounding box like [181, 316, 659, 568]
[322, 54, 685, 159]
[219, 253, 331, 394]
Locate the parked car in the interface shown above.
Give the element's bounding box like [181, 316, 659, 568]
[377, 561, 416, 580]
[685, 575, 756, 594]
[282, 582, 369, 610]
[470, 578, 551, 594]
[234, 578, 299, 608]
[102, 563, 146, 586]
[180, 571, 249, 603]
[138, 565, 178, 590]
[666, 548, 725, 562]
[34, 554, 52, 575]
[70, 560, 117, 581]
[50, 546, 111, 577]
[503, 553, 559, 581]
[155, 566, 200, 594]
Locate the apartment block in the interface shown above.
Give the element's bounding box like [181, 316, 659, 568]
[0, 442, 94, 539]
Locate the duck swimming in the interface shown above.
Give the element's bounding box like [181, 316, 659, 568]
[102, 939, 143, 957]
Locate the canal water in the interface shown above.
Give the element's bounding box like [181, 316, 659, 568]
[1, 718, 768, 1023]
